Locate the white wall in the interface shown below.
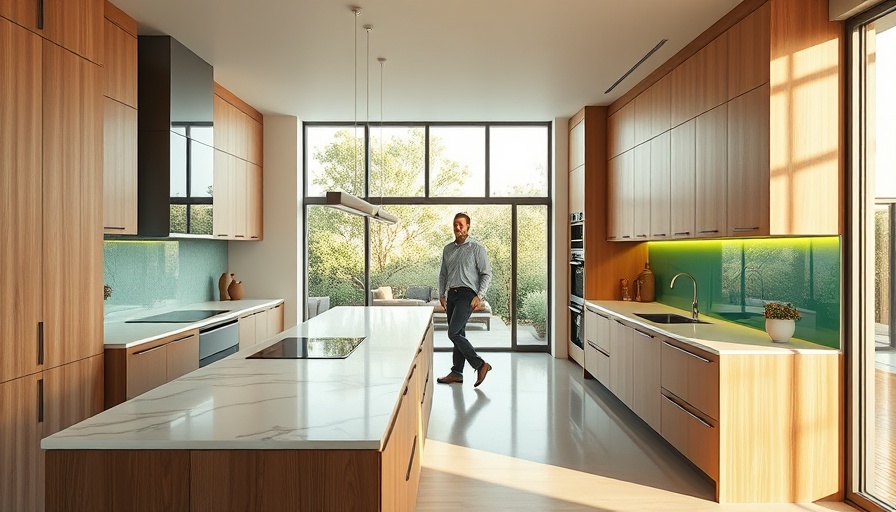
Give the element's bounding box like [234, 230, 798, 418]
[228, 116, 303, 329]
[552, 118, 569, 359]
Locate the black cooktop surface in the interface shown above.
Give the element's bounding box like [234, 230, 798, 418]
[246, 337, 365, 359]
[125, 309, 230, 323]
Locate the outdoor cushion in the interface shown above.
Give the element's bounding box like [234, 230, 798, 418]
[372, 286, 393, 300]
[405, 286, 432, 302]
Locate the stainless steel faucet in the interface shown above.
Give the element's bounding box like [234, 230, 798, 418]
[670, 272, 699, 320]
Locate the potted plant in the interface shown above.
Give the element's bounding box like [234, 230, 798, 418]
[763, 302, 800, 343]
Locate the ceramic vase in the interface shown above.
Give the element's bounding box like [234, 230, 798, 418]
[228, 277, 245, 301]
[765, 318, 795, 343]
[218, 272, 232, 301]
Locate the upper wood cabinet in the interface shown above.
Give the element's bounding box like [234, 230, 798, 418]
[695, 104, 727, 238]
[1, 0, 103, 64]
[609, 0, 842, 240]
[103, 3, 137, 108]
[607, 101, 635, 159]
[635, 74, 671, 145]
[0, 19, 43, 384]
[727, 2, 770, 101]
[669, 120, 695, 238]
[649, 132, 671, 239]
[569, 118, 585, 171]
[103, 97, 138, 234]
[632, 143, 651, 240]
[569, 166, 585, 217]
[607, 151, 633, 241]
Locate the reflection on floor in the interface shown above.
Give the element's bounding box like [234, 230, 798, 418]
[417, 352, 858, 511]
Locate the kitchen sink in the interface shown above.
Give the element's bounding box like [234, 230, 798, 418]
[635, 313, 709, 324]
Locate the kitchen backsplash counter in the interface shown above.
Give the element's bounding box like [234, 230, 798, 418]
[104, 299, 284, 349]
[586, 300, 839, 356]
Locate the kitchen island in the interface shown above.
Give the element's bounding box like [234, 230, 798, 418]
[42, 306, 434, 511]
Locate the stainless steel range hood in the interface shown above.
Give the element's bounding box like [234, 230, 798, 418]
[136, 36, 214, 237]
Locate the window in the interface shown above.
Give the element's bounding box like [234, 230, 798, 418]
[304, 122, 552, 352]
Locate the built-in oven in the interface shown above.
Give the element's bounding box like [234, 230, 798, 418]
[570, 250, 584, 306]
[570, 212, 584, 250]
[568, 302, 584, 350]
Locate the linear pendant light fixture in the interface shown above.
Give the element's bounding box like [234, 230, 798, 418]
[325, 6, 397, 225]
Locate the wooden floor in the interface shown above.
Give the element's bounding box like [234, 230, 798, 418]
[875, 367, 896, 504]
[416, 352, 859, 512]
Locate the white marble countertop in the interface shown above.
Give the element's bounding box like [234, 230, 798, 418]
[103, 299, 284, 349]
[585, 300, 839, 355]
[42, 306, 433, 451]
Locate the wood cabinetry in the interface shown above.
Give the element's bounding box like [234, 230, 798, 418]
[0, 18, 43, 385]
[607, 151, 633, 241]
[695, 104, 727, 238]
[605, 0, 842, 240]
[669, 119, 696, 238]
[631, 328, 661, 432]
[239, 304, 285, 351]
[608, 319, 633, 407]
[213, 83, 264, 241]
[583, 307, 610, 387]
[649, 132, 671, 238]
[102, 2, 138, 234]
[0, 373, 43, 512]
[632, 143, 651, 239]
[104, 330, 200, 408]
[1, 0, 103, 64]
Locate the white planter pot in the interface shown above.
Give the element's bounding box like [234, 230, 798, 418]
[765, 318, 795, 343]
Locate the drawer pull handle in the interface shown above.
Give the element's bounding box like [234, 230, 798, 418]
[587, 340, 609, 357]
[634, 329, 654, 338]
[663, 394, 712, 428]
[698, 230, 719, 234]
[406, 434, 418, 481]
[674, 231, 691, 236]
[661, 340, 711, 363]
[652, 233, 667, 237]
[733, 227, 760, 232]
[134, 344, 166, 356]
[169, 334, 194, 344]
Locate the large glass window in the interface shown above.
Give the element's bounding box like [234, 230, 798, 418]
[851, 4, 896, 510]
[304, 122, 551, 352]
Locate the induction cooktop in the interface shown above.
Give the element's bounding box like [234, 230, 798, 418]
[125, 309, 230, 323]
[246, 337, 365, 359]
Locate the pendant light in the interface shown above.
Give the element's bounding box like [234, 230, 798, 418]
[325, 6, 397, 225]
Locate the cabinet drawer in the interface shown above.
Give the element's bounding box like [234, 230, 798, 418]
[661, 339, 719, 420]
[166, 332, 199, 381]
[128, 344, 167, 399]
[661, 393, 719, 480]
[584, 339, 609, 388]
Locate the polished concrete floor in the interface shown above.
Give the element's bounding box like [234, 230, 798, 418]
[417, 352, 859, 511]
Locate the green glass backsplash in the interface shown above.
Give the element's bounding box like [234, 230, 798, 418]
[103, 239, 228, 313]
[648, 237, 841, 349]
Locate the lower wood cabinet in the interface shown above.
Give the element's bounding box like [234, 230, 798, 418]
[239, 303, 285, 350]
[104, 329, 199, 408]
[631, 328, 660, 432]
[608, 319, 633, 407]
[584, 308, 610, 387]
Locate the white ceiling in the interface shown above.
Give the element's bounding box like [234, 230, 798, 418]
[110, 0, 743, 122]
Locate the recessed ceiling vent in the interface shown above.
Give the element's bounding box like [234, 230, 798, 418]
[604, 38, 668, 94]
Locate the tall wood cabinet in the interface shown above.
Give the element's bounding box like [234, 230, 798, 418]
[213, 83, 264, 240]
[604, 0, 843, 240]
[102, 2, 138, 234]
[0, 7, 105, 510]
[0, 0, 103, 64]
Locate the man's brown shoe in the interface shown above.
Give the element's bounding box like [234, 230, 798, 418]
[474, 362, 492, 387]
[437, 372, 463, 384]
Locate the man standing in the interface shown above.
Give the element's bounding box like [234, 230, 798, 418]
[436, 212, 493, 387]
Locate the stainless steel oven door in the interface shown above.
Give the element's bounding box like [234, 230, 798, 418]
[568, 303, 584, 349]
[569, 253, 584, 306]
[198, 319, 239, 367]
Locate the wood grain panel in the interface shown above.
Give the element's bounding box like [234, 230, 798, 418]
[727, 84, 770, 236]
[166, 331, 199, 382]
[632, 143, 651, 239]
[235, 157, 249, 238]
[649, 132, 671, 238]
[42, 0, 104, 64]
[769, 0, 843, 236]
[127, 343, 168, 399]
[694, 33, 729, 117]
[650, 73, 671, 137]
[0, 374, 42, 512]
[104, 0, 136, 37]
[42, 354, 104, 437]
[633, 87, 652, 147]
[214, 82, 263, 123]
[267, 303, 284, 337]
[248, 117, 263, 165]
[718, 353, 794, 503]
[791, 353, 841, 501]
[238, 312, 257, 350]
[0, 0, 41, 34]
[45, 450, 191, 511]
[695, 104, 727, 238]
[607, 101, 635, 158]
[727, 2, 770, 100]
[191, 450, 381, 512]
[248, 162, 263, 240]
[669, 119, 696, 238]
[607, 152, 632, 241]
[103, 347, 127, 408]
[0, 19, 43, 384]
[43, 41, 104, 369]
[213, 149, 236, 238]
[103, 98, 138, 233]
[632, 329, 661, 432]
[103, 17, 137, 107]
[569, 118, 585, 171]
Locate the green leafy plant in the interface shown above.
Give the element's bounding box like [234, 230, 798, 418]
[764, 302, 800, 321]
[103, 284, 112, 300]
